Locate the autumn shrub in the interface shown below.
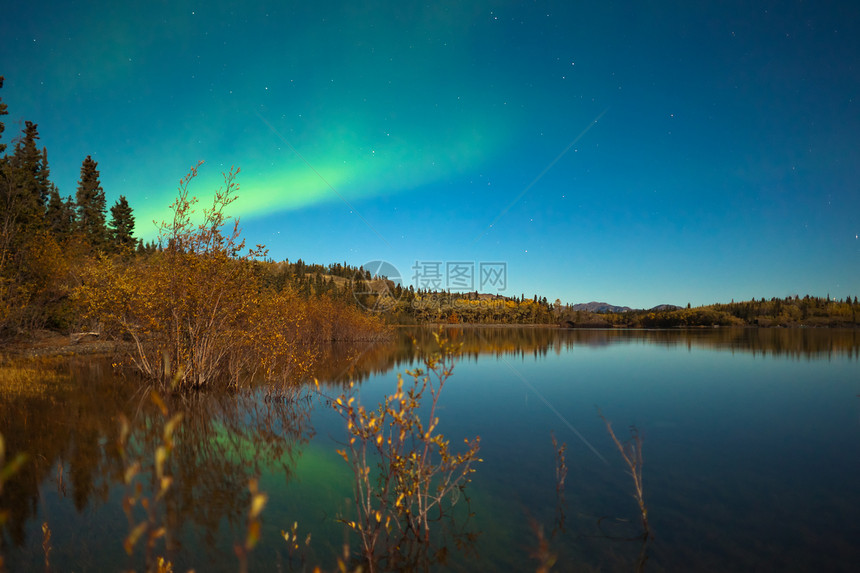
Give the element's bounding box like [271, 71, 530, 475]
[241, 288, 319, 384]
[330, 330, 481, 571]
[0, 230, 90, 335]
[76, 163, 387, 391]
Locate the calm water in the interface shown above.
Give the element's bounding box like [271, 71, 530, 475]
[1, 327, 859, 572]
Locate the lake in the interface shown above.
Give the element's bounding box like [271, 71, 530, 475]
[1, 327, 858, 572]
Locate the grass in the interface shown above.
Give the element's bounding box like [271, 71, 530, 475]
[0, 358, 71, 398]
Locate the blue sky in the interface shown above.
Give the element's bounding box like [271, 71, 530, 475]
[2, 0, 858, 308]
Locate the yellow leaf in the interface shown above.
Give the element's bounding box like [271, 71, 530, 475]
[163, 413, 184, 441]
[158, 476, 173, 497]
[250, 493, 267, 518]
[124, 461, 140, 484]
[246, 521, 261, 549]
[155, 446, 167, 479]
[150, 391, 168, 416]
[124, 522, 147, 555]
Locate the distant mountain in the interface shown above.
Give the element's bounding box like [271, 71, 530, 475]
[570, 302, 682, 313]
[571, 301, 634, 313]
[649, 304, 682, 312]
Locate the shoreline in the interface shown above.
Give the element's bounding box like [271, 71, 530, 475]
[391, 323, 561, 329]
[4, 322, 857, 359]
[0, 331, 126, 359]
[392, 322, 859, 329]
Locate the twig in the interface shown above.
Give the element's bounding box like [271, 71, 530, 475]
[598, 410, 650, 539]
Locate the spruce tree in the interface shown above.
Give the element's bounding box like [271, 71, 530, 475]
[45, 185, 76, 238]
[75, 155, 107, 246]
[108, 194, 135, 250]
[37, 147, 51, 206]
[9, 121, 48, 230]
[46, 185, 65, 232]
[0, 76, 12, 272]
[63, 195, 77, 230]
[0, 76, 7, 155]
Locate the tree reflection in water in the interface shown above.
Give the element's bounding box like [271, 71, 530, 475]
[0, 356, 315, 569]
[2, 327, 858, 570]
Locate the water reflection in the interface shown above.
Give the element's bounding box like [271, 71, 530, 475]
[155, 388, 314, 559]
[1, 327, 858, 571]
[0, 357, 127, 548]
[312, 328, 860, 385]
[0, 357, 316, 570]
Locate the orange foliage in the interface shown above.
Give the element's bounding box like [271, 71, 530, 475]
[330, 331, 481, 569]
[76, 164, 387, 390]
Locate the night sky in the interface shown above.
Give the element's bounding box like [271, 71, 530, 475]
[2, 1, 859, 308]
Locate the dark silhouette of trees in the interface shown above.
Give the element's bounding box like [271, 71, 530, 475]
[108, 195, 135, 251]
[0, 79, 136, 335]
[0, 77, 7, 155]
[45, 185, 76, 237]
[6, 122, 49, 236]
[75, 155, 107, 246]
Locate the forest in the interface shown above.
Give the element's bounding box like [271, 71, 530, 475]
[554, 297, 860, 329]
[357, 288, 859, 328]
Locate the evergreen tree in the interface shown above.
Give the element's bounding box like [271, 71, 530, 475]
[75, 155, 107, 246]
[3, 121, 49, 273]
[9, 121, 48, 230]
[45, 185, 76, 238]
[63, 194, 77, 228]
[37, 147, 51, 206]
[0, 76, 7, 155]
[0, 77, 12, 273]
[135, 239, 159, 255]
[108, 195, 135, 250]
[46, 185, 65, 232]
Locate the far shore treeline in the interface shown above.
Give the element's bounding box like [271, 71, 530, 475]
[367, 291, 860, 329]
[0, 75, 857, 371]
